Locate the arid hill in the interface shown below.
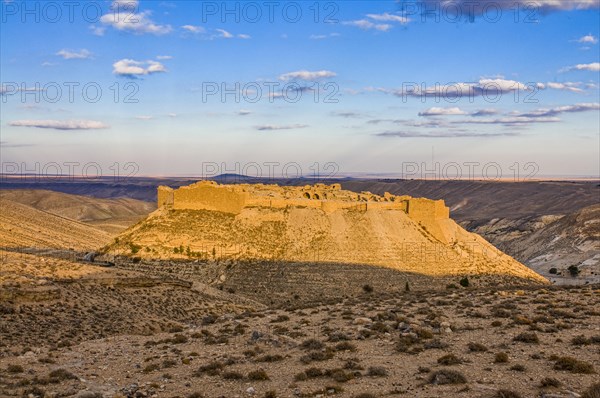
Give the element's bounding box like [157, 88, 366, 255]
[105, 181, 547, 284]
[0, 189, 155, 233]
[0, 197, 111, 251]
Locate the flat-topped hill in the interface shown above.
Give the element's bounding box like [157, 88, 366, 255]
[105, 182, 547, 284]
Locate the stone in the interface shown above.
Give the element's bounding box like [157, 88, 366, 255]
[83, 252, 96, 262]
[246, 387, 256, 395]
[353, 317, 373, 325]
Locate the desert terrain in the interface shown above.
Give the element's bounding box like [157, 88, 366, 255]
[0, 181, 598, 398]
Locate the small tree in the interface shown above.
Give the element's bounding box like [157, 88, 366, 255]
[568, 265, 580, 277]
[363, 284, 374, 293]
[405, 281, 410, 292]
[549, 268, 558, 275]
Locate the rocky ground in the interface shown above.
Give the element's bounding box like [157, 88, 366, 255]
[1, 281, 599, 398]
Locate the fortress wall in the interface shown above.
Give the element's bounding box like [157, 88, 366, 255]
[405, 198, 455, 244]
[367, 201, 409, 212]
[321, 201, 368, 213]
[245, 197, 322, 209]
[159, 183, 451, 244]
[406, 198, 449, 222]
[157, 186, 174, 207]
[173, 184, 248, 214]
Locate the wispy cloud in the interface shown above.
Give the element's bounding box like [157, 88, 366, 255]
[255, 124, 308, 131]
[366, 12, 410, 24]
[113, 59, 167, 78]
[511, 103, 600, 118]
[89, 25, 106, 36]
[9, 119, 109, 130]
[561, 62, 600, 72]
[343, 11, 410, 31]
[418, 107, 468, 117]
[56, 49, 93, 60]
[454, 116, 561, 126]
[238, 110, 252, 116]
[182, 24, 205, 34]
[182, 25, 250, 39]
[216, 28, 233, 38]
[279, 70, 336, 81]
[542, 81, 585, 93]
[309, 33, 340, 40]
[0, 141, 36, 148]
[135, 115, 153, 120]
[342, 20, 392, 31]
[376, 131, 519, 138]
[331, 111, 366, 118]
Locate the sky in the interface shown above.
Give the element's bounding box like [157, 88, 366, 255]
[1, 0, 599, 179]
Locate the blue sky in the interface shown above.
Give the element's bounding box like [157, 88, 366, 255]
[1, 0, 599, 178]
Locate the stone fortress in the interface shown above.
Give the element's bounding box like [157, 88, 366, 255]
[157, 181, 457, 244]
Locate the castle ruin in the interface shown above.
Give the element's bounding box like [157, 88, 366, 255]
[157, 181, 456, 244]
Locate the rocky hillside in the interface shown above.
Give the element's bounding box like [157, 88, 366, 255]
[466, 204, 599, 284]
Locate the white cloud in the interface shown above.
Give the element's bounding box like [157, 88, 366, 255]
[279, 70, 337, 81]
[342, 20, 391, 31]
[419, 107, 467, 116]
[167, 113, 177, 117]
[366, 12, 410, 24]
[577, 34, 598, 44]
[471, 108, 499, 117]
[562, 62, 600, 72]
[113, 59, 167, 77]
[255, 124, 308, 131]
[184, 26, 249, 39]
[101, 0, 172, 35]
[216, 29, 233, 38]
[9, 119, 109, 130]
[514, 103, 600, 117]
[309, 33, 340, 40]
[135, 115, 153, 120]
[391, 78, 531, 99]
[377, 131, 518, 138]
[56, 49, 93, 60]
[89, 25, 106, 36]
[456, 116, 561, 125]
[344, 11, 411, 31]
[182, 24, 205, 34]
[546, 82, 584, 93]
[156, 55, 172, 60]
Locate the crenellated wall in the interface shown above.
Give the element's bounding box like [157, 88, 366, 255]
[157, 181, 456, 243]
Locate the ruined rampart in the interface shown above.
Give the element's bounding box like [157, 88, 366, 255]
[156, 181, 456, 243]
